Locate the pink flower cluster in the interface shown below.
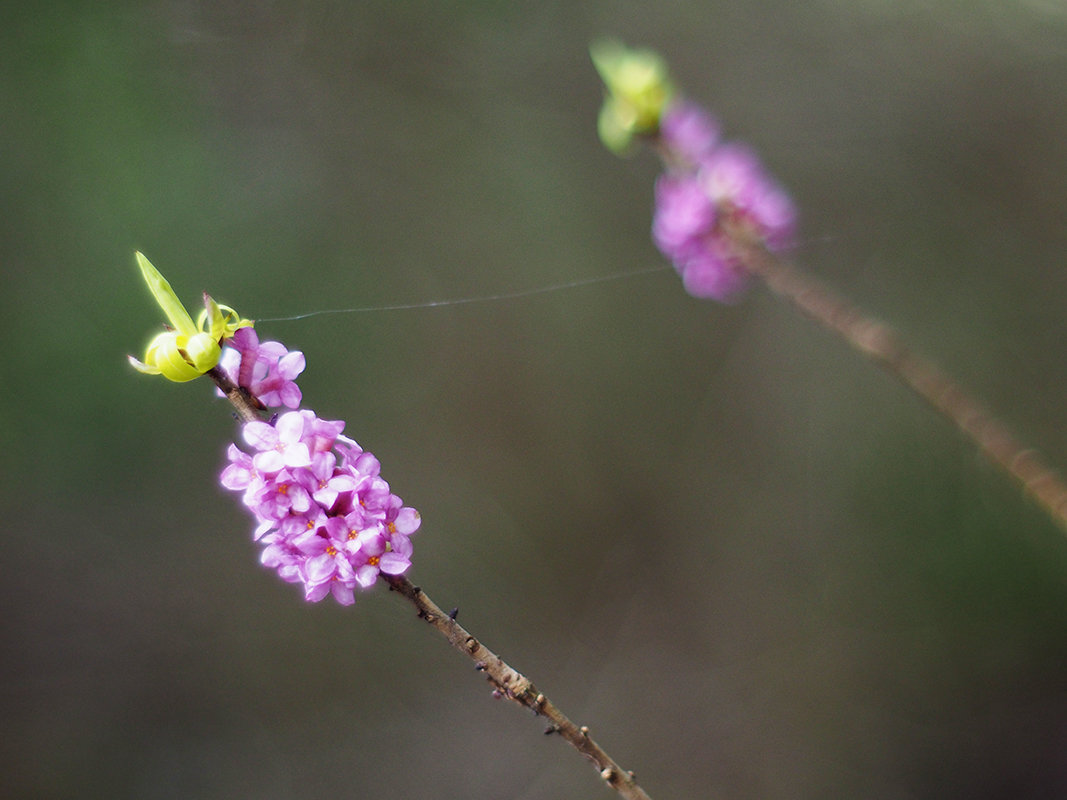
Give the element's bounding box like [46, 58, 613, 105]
[218, 334, 420, 605]
[217, 326, 305, 409]
[652, 99, 796, 301]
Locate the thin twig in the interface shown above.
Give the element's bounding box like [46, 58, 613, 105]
[207, 366, 264, 423]
[208, 367, 655, 800]
[383, 574, 654, 800]
[731, 232, 1067, 532]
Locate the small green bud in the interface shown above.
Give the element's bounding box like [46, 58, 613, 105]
[590, 39, 675, 155]
[129, 252, 252, 382]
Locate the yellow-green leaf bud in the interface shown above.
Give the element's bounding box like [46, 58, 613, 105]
[590, 39, 675, 155]
[129, 252, 252, 382]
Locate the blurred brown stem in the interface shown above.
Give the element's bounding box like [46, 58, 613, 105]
[731, 231, 1067, 532]
[209, 367, 655, 800]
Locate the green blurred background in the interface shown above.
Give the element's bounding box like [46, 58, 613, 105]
[4, 1, 1067, 797]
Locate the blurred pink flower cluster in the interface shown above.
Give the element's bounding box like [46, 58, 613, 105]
[652, 100, 796, 301]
